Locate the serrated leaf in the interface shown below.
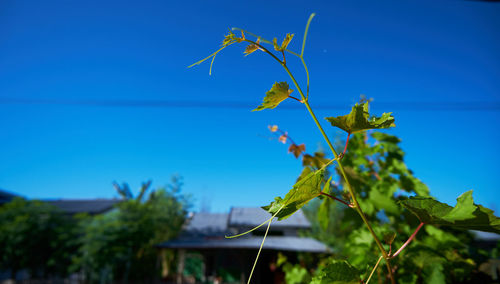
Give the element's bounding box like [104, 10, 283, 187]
[311, 259, 360, 284]
[399, 190, 500, 233]
[325, 102, 395, 134]
[273, 33, 294, 51]
[262, 168, 324, 220]
[252, 82, 292, 111]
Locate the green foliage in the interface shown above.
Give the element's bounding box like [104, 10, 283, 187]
[253, 81, 293, 111]
[399, 191, 500, 233]
[276, 253, 312, 284]
[73, 178, 189, 283]
[190, 14, 499, 284]
[325, 102, 395, 134]
[262, 168, 324, 220]
[310, 259, 360, 284]
[0, 197, 77, 278]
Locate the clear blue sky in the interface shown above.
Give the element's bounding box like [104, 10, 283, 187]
[1, 0, 499, 213]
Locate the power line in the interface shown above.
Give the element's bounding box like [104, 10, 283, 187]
[0, 97, 499, 111]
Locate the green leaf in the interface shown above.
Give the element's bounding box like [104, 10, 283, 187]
[311, 259, 361, 284]
[318, 177, 333, 230]
[325, 102, 395, 134]
[273, 33, 294, 51]
[262, 168, 324, 220]
[399, 190, 500, 233]
[252, 82, 292, 111]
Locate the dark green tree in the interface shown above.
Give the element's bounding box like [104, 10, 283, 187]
[0, 197, 76, 279]
[73, 177, 189, 283]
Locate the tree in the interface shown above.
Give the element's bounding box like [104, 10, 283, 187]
[0, 197, 76, 279]
[73, 177, 189, 283]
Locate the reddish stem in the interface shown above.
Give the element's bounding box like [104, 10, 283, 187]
[391, 222, 425, 258]
[343, 133, 351, 156]
[288, 95, 303, 103]
[320, 192, 354, 208]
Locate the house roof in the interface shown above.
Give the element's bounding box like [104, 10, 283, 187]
[158, 236, 328, 253]
[229, 207, 310, 229]
[159, 207, 328, 253]
[183, 212, 229, 236]
[46, 199, 121, 215]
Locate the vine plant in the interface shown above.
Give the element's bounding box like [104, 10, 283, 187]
[189, 14, 500, 284]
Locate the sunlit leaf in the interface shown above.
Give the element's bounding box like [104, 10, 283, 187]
[288, 144, 305, 158]
[244, 38, 261, 56]
[325, 102, 395, 134]
[273, 33, 294, 51]
[399, 190, 500, 233]
[253, 82, 293, 111]
[262, 169, 324, 220]
[310, 259, 361, 284]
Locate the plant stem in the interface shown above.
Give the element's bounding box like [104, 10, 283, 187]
[288, 95, 302, 103]
[281, 65, 396, 284]
[340, 133, 351, 158]
[320, 192, 353, 208]
[248, 37, 396, 283]
[391, 222, 424, 258]
[365, 255, 383, 284]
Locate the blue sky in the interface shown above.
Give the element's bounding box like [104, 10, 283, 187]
[1, 0, 499, 213]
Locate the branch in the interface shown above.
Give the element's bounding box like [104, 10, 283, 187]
[391, 222, 425, 258]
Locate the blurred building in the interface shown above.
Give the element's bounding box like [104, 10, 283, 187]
[158, 207, 328, 284]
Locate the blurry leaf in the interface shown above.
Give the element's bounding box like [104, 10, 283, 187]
[273, 33, 294, 51]
[369, 189, 399, 214]
[371, 132, 401, 144]
[384, 232, 397, 245]
[252, 82, 292, 111]
[288, 144, 306, 158]
[318, 177, 333, 230]
[279, 134, 288, 144]
[277, 252, 287, 267]
[268, 125, 278, 132]
[399, 190, 500, 233]
[310, 259, 361, 284]
[262, 169, 324, 220]
[302, 152, 330, 169]
[325, 102, 395, 134]
[399, 175, 430, 197]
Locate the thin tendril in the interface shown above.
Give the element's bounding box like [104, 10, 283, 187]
[247, 218, 272, 284]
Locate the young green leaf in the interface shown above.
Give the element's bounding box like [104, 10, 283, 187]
[273, 33, 294, 51]
[244, 38, 261, 56]
[399, 190, 500, 233]
[262, 168, 324, 220]
[325, 102, 395, 134]
[310, 259, 361, 284]
[252, 82, 293, 111]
